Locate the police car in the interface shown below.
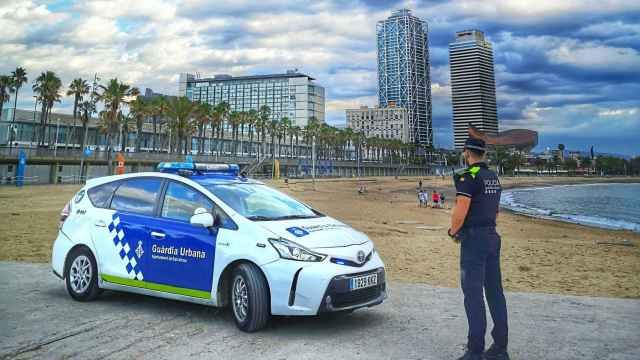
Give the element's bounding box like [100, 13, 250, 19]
[52, 163, 386, 332]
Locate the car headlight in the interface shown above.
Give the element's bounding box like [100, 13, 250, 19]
[268, 237, 326, 262]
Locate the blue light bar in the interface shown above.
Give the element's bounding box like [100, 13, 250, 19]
[157, 162, 194, 171]
[157, 162, 239, 176]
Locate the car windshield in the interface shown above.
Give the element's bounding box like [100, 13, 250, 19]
[205, 183, 321, 221]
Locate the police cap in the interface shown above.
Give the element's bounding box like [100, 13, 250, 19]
[464, 137, 486, 152]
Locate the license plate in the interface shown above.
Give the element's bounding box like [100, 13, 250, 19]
[350, 273, 378, 290]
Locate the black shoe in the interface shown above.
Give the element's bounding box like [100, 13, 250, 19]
[484, 344, 510, 360]
[457, 351, 483, 360]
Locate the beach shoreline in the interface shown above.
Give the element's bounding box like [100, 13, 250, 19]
[274, 176, 640, 298]
[1, 176, 638, 299]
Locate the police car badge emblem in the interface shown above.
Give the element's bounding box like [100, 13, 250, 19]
[135, 241, 144, 258]
[357, 250, 366, 264]
[74, 190, 85, 203]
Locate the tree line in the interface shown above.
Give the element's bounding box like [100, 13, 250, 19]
[1, 68, 424, 169]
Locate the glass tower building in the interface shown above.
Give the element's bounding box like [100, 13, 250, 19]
[179, 71, 325, 127]
[376, 9, 432, 147]
[449, 30, 498, 149]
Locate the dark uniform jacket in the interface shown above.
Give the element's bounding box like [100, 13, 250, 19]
[453, 162, 502, 228]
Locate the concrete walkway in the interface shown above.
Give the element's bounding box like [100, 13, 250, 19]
[0, 261, 638, 360]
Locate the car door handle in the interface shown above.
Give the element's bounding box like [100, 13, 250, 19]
[95, 220, 106, 227]
[150, 231, 166, 239]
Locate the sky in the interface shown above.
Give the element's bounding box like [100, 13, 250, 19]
[1, 0, 639, 156]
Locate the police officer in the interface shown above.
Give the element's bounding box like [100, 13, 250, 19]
[448, 138, 509, 360]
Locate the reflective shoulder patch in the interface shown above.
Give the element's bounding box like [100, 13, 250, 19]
[469, 166, 481, 179]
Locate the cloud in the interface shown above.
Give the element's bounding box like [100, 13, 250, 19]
[0, 0, 639, 155]
[547, 42, 640, 71]
[598, 107, 639, 117]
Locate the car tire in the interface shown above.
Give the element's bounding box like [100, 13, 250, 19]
[65, 247, 101, 302]
[230, 263, 270, 332]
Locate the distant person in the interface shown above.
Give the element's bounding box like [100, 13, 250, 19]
[432, 190, 440, 208]
[418, 190, 427, 207]
[418, 179, 423, 190]
[358, 182, 367, 195]
[440, 193, 447, 209]
[448, 137, 508, 360]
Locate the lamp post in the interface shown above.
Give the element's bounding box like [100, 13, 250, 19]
[54, 117, 60, 157]
[31, 96, 38, 147]
[311, 134, 316, 189]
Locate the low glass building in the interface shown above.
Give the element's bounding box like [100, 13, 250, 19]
[179, 71, 325, 127]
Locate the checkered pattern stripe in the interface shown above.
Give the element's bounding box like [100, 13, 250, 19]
[108, 213, 144, 281]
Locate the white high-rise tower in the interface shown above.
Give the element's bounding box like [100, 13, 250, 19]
[449, 30, 498, 149]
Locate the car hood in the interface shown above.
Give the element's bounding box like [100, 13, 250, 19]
[256, 216, 370, 250]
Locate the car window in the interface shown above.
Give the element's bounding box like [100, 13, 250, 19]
[111, 178, 162, 216]
[206, 183, 320, 221]
[161, 182, 214, 222]
[87, 181, 119, 208]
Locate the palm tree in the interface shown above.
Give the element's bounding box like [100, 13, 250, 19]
[10, 67, 27, 123]
[228, 111, 242, 157]
[208, 102, 224, 155]
[195, 102, 211, 154]
[268, 118, 279, 159]
[0, 75, 12, 120]
[32, 71, 62, 146]
[290, 125, 301, 158]
[213, 102, 230, 156]
[96, 78, 138, 173]
[78, 100, 96, 154]
[245, 109, 258, 157]
[147, 96, 168, 152]
[129, 97, 148, 152]
[98, 109, 119, 168]
[279, 117, 291, 158]
[257, 105, 271, 159]
[66, 78, 89, 148]
[166, 97, 198, 155]
[304, 116, 321, 160]
[119, 111, 135, 151]
[344, 128, 356, 160]
[237, 111, 249, 156]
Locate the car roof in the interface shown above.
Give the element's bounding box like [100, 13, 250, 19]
[191, 175, 263, 186]
[85, 172, 263, 188]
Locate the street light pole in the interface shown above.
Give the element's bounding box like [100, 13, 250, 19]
[312, 134, 316, 189]
[54, 117, 60, 157]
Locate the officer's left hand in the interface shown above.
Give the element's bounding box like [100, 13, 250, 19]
[447, 228, 461, 244]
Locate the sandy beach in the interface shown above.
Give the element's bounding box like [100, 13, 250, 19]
[1, 176, 638, 299]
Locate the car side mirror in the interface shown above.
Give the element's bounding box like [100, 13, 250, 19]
[213, 211, 222, 228]
[190, 207, 214, 228]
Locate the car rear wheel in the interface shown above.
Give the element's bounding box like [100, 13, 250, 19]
[231, 263, 270, 332]
[65, 247, 101, 301]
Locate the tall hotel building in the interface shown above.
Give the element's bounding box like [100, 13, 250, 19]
[179, 71, 325, 127]
[449, 30, 498, 149]
[376, 9, 433, 147]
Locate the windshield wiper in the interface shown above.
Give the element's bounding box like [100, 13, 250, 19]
[246, 215, 276, 221]
[273, 214, 318, 220]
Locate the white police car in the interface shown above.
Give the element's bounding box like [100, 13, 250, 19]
[52, 163, 386, 332]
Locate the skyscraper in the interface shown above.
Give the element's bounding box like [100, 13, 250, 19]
[449, 30, 498, 149]
[376, 9, 432, 147]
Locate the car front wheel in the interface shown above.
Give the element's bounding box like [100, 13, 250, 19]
[65, 247, 101, 301]
[231, 263, 270, 332]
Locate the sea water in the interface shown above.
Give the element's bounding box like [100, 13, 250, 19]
[501, 183, 640, 232]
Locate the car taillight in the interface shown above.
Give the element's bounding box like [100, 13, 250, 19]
[60, 202, 71, 229]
